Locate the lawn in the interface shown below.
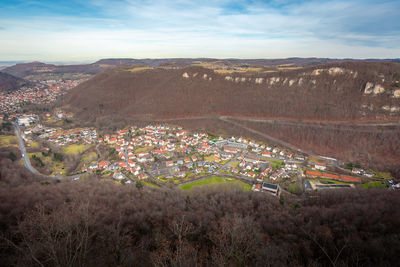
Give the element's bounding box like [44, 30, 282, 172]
[360, 181, 388, 189]
[143, 180, 160, 188]
[28, 141, 40, 148]
[267, 159, 284, 169]
[82, 151, 98, 163]
[63, 144, 92, 155]
[372, 170, 393, 180]
[135, 146, 154, 153]
[180, 176, 251, 191]
[0, 135, 18, 147]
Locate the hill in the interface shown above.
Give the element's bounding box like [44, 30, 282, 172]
[60, 61, 400, 174]
[0, 72, 30, 91]
[6, 57, 400, 80]
[62, 61, 400, 120]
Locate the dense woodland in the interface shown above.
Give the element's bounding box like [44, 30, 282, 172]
[1, 148, 400, 266]
[61, 62, 400, 121]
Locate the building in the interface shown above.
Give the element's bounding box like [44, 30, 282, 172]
[315, 163, 326, 171]
[215, 140, 248, 149]
[261, 182, 280, 196]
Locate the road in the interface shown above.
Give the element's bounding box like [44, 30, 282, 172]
[14, 123, 41, 175]
[14, 123, 83, 181]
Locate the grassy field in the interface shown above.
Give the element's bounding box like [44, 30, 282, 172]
[214, 68, 262, 74]
[372, 170, 393, 180]
[180, 176, 251, 191]
[28, 152, 67, 176]
[82, 151, 98, 163]
[360, 181, 388, 189]
[128, 66, 153, 72]
[204, 154, 217, 162]
[267, 159, 284, 169]
[63, 144, 92, 155]
[0, 135, 18, 147]
[143, 180, 160, 188]
[135, 146, 154, 153]
[28, 141, 40, 148]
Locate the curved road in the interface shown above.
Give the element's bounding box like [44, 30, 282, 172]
[14, 123, 83, 181]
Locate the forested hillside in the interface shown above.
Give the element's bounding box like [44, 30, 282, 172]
[0, 149, 399, 266]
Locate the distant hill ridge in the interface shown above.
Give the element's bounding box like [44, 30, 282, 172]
[0, 72, 30, 91]
[61, 61, 400, 121]
[4, 57, 400, 79]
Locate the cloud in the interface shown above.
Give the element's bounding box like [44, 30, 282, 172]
[0, 0, 399, 60]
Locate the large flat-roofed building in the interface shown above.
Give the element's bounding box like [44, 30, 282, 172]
[262, 182, 280, 196]
[215, 140, 248, 149]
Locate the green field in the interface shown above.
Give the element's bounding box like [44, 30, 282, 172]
[143, 180, 160, 188]
[135, 146, 154, 153]
[360, 181, 388, 189]
[28, 152, 67, 176]
[0, 135, 18, 147]
[28, 141, 40, 148]
[180, 176, 251, 191]
[372, 170, 393, 180]
[63, 144, 92, 155]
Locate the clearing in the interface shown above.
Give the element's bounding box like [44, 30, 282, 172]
[180, 176, 251, 191]
[0, 135, 18, 148]
[63, 144, 92, 155]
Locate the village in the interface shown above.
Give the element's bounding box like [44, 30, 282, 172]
[7, 110, 396, 197]
[0, 78, 86, 114]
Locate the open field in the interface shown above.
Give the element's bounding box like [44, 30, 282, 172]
[28, 152, 67, 176]
[28, 141, 40, 148]
[127, 66, 153, 72]
[135, 146, 154, 153]
[63, 144, 92, 155]
[214, 68, 262, 74]
[360, 181, 388, 189]
[0, 135, 18, 147]
[143, 180, 160, 188]
[180, 176, 251, 191]
[373, 170, 394, 180]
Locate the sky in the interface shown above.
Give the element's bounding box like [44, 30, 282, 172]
[0, 0, 399, 62]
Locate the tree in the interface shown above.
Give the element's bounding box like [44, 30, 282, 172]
[135, 181, 143, 191]
[8, 151, 17, 162]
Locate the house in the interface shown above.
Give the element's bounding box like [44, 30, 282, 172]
[352, 168, 363, 175]
[98, 161, 110, 169]
[262, 151, 271, 158]
[165, 161, 174, 167]
[315, 163, 326, 171]
[262, 182, 280, 196]
[247, 172, 256, 178]
[113, 172, 124, 180]
[175, 171, 186, 178]
[88, 163, 98, 170]
[253, 184, 262, 192]
[127, 160, 136, 167]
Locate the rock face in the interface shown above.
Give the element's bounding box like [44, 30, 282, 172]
[382, 106, 400, 113]
[328, 67, 345, 75]
[373, 84, 385, 95]
[364, 82, 374, 94]
[255, 78, 264, 84]
[393, 89, 400, 98]
[364, 83, 385, 95]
